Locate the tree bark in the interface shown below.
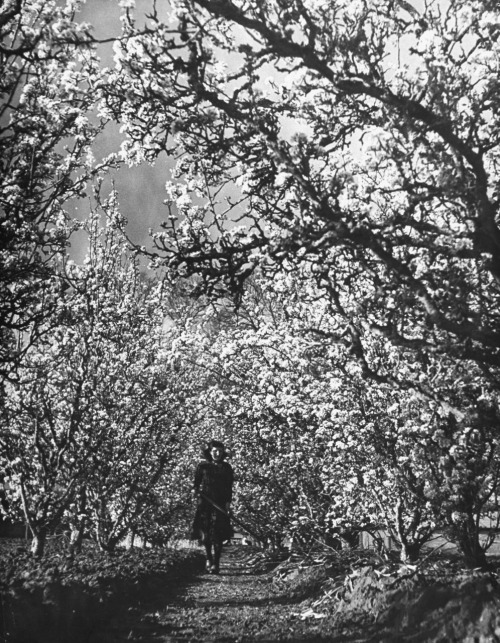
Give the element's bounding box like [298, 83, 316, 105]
[448, 516, 488, 569]
[30, 527, 47, 557]
[126, 529, 136, 550]
[68, 524, 85, 555]
[400, 541, 421, 564]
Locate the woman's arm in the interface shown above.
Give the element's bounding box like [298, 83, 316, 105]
[225, 463, 234, 509]
[194, 462, 204, 493]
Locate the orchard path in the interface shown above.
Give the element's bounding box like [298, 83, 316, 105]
[96, 545, 370, 643]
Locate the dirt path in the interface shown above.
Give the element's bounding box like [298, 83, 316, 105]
[96, 545, 353, 643]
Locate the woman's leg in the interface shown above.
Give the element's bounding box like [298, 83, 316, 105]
[201, 531, 213, 571]
[212, 537, 223, 573]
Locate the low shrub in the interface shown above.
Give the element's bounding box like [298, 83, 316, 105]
[292, 551, 500, 641]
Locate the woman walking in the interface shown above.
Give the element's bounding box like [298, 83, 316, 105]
[191, 440, 234, 574]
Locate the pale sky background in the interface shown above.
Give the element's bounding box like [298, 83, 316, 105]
[70, 0, 174, 263]
[70, 0, 284, 263]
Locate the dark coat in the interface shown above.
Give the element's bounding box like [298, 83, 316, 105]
[191, 460, 234, 542]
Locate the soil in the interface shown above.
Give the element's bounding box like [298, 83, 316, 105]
[95, 544, 355, 643]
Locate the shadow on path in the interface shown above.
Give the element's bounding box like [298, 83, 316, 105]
[93, 545, 344, 643]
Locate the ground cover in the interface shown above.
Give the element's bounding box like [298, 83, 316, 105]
[2, 539, 500, 642]
[93, 545, 500, 642]
[0, 538, 203, 643]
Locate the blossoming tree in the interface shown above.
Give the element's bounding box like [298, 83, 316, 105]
[0, 0, 116, 380]
[107, 0, 500, 566]
[0, 206, 202, 555]
[3, 0, 500, 567]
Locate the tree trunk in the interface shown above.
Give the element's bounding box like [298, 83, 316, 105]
[400, 541, 421, 563]
[449, 516, 488, 569]
[68, 487, 87, 555]
[68, 524, 85, 555]
[324, 532, 342, 550]
[458, 528, 488, 569]
[339, 529, 360, 549]
[30, 527, 47, 557]
[105, 535, 120, 552]
[126, 529, 136, 550]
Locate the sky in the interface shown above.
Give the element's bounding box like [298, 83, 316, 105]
[70, 0, 286, 263]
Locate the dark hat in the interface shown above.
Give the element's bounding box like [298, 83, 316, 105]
[203, 439, 227, 461]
